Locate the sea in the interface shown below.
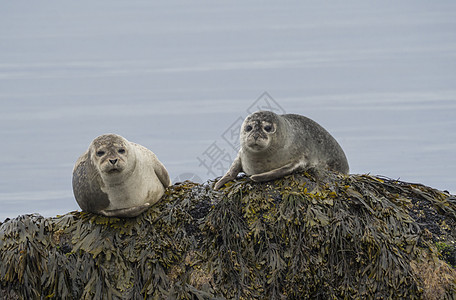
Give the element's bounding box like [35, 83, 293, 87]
[1, 1, 455, 221]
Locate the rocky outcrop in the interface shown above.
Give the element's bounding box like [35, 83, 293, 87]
[1, 172, 455, 299]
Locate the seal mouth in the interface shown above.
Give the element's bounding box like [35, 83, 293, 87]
[247, 140, 266, 150]
[107, 168, 122, 174]
[246, 144, 267, 153]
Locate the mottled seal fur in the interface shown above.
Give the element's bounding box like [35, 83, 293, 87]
[72, 134, 171, 217]
[214, 111, 349, 189]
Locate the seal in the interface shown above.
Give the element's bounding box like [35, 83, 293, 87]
[72, 134, 171, 217]
[214, 111, 349, 189]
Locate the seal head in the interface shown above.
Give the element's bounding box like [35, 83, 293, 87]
[241, 111, 283, 153]
[89, 134, 135, 181]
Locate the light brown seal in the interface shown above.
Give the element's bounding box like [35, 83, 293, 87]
[72, 134, 171, 217]
[214, 111, 349, 189]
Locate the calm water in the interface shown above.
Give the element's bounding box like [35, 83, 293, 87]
[1, 1, 455, 221]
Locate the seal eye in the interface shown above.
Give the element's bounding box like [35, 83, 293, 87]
[118, 149, 125, 154]
[96, 151, 105, 157]
[245, 125, 253, 132]
[264, 125, 273, 132]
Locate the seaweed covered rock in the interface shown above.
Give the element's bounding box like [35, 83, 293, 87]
[1, 172, 456, 299]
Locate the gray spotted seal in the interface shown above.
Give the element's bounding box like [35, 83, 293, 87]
[72, 134, 171, 217]
[214, 111, 349, 189]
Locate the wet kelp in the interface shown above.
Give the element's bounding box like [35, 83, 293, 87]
[204, 173, 456, 299]
[1, 172, 456, 299]
[0, 182, 214, 300]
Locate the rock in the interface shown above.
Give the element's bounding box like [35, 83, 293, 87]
[1, 172, 455, 299]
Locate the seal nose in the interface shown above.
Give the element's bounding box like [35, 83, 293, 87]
[109, 159, 118, 165]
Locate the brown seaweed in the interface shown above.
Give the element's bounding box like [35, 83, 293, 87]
[1, 172, 455, 299]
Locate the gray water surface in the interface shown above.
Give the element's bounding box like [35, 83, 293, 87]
[1, 1, 455, 221]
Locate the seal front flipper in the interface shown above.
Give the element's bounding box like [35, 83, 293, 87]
[100, 203, 150, 218]
[154, 159, 171, 187]
[214, 155, 243, 190]
[250, 161, 303, 182]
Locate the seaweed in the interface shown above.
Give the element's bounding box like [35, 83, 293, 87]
[1, 173, 456, 299]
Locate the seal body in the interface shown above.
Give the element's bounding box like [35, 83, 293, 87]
[72, 134, 171, 217]
[214, 111, 349, 189]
